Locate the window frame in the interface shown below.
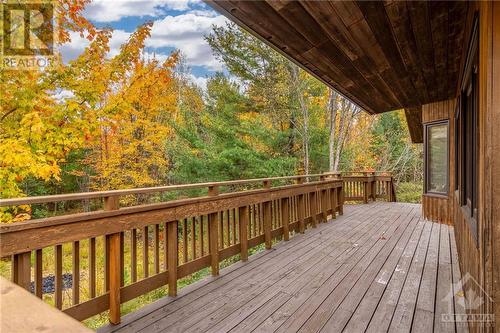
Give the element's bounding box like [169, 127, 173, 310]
[457, 13, 479, 245]
[424, 120, 450, 197]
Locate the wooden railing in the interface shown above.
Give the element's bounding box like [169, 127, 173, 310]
[0, 174, 343, 325]
[341, 171, 396, 203]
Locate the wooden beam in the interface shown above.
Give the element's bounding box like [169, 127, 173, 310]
[405, 106, 423, 143]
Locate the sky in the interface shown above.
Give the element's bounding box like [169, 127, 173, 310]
[60, 0, 230, 90]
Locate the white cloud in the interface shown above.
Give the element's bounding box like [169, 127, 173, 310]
[59, 30, 132, 62]
[84, 0, 202, 22]
[59, 7, 228, 75]
[188, 74, 208, 91]
[148, 11, 228, 71]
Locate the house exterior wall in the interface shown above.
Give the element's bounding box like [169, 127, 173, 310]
[442, 2, 499, 331]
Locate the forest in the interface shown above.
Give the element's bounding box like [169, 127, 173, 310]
[0, 2, 423, 224]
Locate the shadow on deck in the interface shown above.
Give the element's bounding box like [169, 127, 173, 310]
[99, 202, 468, 333]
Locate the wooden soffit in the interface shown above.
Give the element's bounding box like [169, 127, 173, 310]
[207, 1, 468, 115]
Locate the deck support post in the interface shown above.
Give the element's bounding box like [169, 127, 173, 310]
[11, 251, 31, 291]
[104, 195, 121, 325]
[239, 206, 249, 261]
[108, 232, 121, 324]
[281, 197, 290, 241]
[263, 201, 272, 249]
[209, 212, 219, 276]
[167, 221, 178, 296]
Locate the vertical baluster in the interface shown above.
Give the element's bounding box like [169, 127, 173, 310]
[259, 204, 264, 235]
[167, 221, 178, 296]
[55, 245, 63, 309]
[142, 226, 149, 278]
[248, 205, 253, 239]
[209, 212, 219, 276]
[180, 219, 186, 263]
[72, 241, 80, 305]
[339, 185, 344, 215]
[89, 237, 96, 298]
[298, 194, 305, 233]
[310, 191, 318, 228]
[281, 197, 290, 241]
[35, 249, 43, 298]
[263, 201, 272, 249]
[232, 209, 237, 245]
[239, 206, 249, 261]
[154, 224, 160, 274]
[120, 232, 124, 287]
[191, 217, 197, 260]
[200, 216, 205, 257]
[131, 229, 137, 283]
[225, 210, 230, 246]
[219, 213, 224, 249]
[331, 187, 338, 219]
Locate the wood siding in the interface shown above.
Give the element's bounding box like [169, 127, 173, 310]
[421, 99, 455, 226]
[422, 194, 451, 225]
[422, 98, 456, 124]
[450, 2, 499, 331]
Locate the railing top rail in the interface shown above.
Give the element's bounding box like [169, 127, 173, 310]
[0, 173, 336, 207]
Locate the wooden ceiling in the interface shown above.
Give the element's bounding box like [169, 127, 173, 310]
[207, 1, 468, 115]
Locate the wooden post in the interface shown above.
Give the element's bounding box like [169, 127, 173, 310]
[309, 191, 317, 228]
[281, 197, 290, 241]
[263, 201, 272, 249]
[239, 206, 249, 261]
[104, 195, 121, 325]
[11, 251, 31, 291]
[72, 241, 80, 305]
[108, 232, 121, 324]
[208, 185, 219, 196]
[263, 180, 271, 189]
[339, 186, 344, 215]
[167, 221, 178, 296]
[209, 212, 219, 276]
[55, 244, 63, 309]
[297, 194, 305, 233]
[363, 180, 368, 203]
[331, 187, 337, 219]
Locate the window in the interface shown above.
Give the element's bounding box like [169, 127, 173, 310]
[457, 14, 479, 242]
[425, 121, 449, 195]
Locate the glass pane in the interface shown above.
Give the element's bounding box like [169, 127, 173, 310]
[427, 124, 448, 193]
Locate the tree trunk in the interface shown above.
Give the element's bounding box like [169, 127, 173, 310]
[328, 89, 337, 172]
[290, 65, 309, 175]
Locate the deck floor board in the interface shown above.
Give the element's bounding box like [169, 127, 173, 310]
[99, 203, 468, 333]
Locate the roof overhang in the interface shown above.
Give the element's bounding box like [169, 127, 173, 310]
[206, 1, 468, 142]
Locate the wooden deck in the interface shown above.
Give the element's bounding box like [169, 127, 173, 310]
[100, 202, 468, 333]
